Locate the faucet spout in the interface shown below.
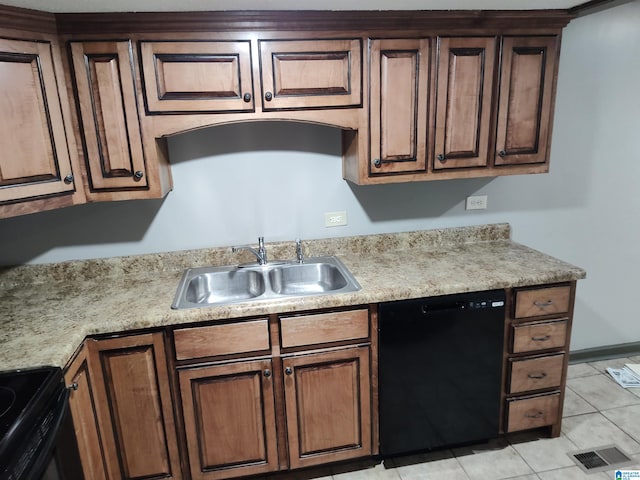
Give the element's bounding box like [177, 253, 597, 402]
[232, 236, 268, 265]
[295, 238, 304, 264]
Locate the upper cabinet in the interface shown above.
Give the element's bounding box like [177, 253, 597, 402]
[357, 29, 564, 184]
[258, 39, 362, 111]
[70, 41, 150, 192]
[139, 38, 362, 114]
[494, 36, 559, 167]
[433, 37, 496, 171]
[369, 38, 431, 175]
[0, 35, 84, 218]
[0, 8, 572, 218]
[139, 40, 255, 114]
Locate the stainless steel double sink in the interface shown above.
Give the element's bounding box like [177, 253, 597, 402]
[172, 256, 361, 309]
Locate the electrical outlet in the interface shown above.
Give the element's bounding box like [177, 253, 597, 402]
[466, 195, 488, 210]
[324, 211, 348, 227]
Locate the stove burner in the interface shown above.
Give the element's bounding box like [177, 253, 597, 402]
[0, 386, 16, 419]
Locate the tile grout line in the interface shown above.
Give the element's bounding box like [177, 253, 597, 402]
[563, 383, 600, 416]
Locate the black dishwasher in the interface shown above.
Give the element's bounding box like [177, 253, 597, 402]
[378, 289, 505, 456]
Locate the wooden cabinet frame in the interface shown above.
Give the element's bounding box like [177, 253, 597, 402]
[501, 282, 576, 437]
[170, 306, 376, 478]
[0, 28, 85, 218]
[86, 333, 183, 480]
[0, 7, 572, 218]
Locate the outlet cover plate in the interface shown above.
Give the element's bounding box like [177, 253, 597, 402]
[325, 211, 347, 227]
[466, 195, 488, 210]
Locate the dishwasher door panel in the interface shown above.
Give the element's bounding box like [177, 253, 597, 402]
[378, 290, 505, 456]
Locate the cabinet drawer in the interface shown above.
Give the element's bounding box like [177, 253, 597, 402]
[174, 319, 270, 360]
[507, 392, 560, 432]
[509, 354, 564, 394]
[280, 309, 369, 348]
[512, 319, 568, 353]
[515, 285, 571, 319]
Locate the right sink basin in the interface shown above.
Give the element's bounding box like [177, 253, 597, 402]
[268, 262, 349, 295]
[172, 256, 360, 309]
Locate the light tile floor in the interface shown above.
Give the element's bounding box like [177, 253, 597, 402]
[269, 355, 640, 480]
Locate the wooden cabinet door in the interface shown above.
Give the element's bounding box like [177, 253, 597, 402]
[70, 41, 149, 191]
[369, 39, 431, 175]
[178, 359, 279, 480]
[0, 38, 76, 203]
[89, 333, 182, 480]
[139, 40, 254, 113]
[283, 346, 371, 469]
[259, 39, 362, 111]
[495, 36, 559, 166]
[434, 37, 496, 170]
[64, 343, 109, 480]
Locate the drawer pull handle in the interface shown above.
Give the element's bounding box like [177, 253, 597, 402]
[532, 334, 551, 342]
[525, 411, 544, 419]
[534, 300, 554, 308]
[528, 372, 548, 380]
[285, 367, 293, 375]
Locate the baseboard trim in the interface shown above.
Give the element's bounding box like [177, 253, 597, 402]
[570, 342, 640, 364]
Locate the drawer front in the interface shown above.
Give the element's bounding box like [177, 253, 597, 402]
[509, 354, 564, 394]
[507, 392, 560, 433]
[512, 319, 568, 353]
[174, 319, 270, 360]
[515, 285, 571, 319]
[280, 309, 369, 348]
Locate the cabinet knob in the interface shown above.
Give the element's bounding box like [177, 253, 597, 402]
[498, 150, 507, 157]
[243, 93, 252, 103]
[285, 367, 293, 375]
[67, 382, 79, 391]
[437, 154, 445, 162]
[133, 171, 144, 181]
[263, 369, 271, 378]
[63, 174, 74, 184]
[373, 159, 382, 168]
[265, 92, 273, 102]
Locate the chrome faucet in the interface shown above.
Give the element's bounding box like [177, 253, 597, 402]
[295, 238, 304, 263]
[232, 236, 268, 265]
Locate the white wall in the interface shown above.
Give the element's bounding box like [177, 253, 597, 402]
[1, 1, 639, 350]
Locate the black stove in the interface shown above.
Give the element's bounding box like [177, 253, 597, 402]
[0, 366, 82, 480]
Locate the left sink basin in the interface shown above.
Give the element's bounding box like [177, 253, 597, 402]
[183, 269, 266, 305]
[172, 256, 361, 309]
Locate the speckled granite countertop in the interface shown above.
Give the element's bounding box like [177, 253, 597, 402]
[0, 223, 585, 371]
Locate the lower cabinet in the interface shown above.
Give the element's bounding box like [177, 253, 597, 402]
[65, 307, 373, 479]
[178, 359, 279, 480]
[66, 333, 183, 480]
[65, 290, 578, 479]
[64, 344, 109, 480]
[504, 283, 575, 436]
[174, 308, 373, 478]
[176, 345, 372, 479]
[283, 346, 371, 469]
